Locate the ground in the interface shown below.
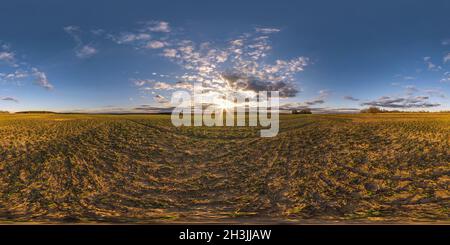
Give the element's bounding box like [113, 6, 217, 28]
[0, 113, 448, 223]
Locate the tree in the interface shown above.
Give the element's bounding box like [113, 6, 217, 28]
[360, 107, 384, 113]
[292, 109, 312, 114]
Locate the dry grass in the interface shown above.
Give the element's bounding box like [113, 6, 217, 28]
[0, 113, 448, 223]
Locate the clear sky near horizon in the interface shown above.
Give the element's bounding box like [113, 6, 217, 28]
[0, 0, 449, 113]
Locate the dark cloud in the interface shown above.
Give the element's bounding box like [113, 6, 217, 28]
[305, 99, 324, 105]
[279, 104, 309, 111]
[361, 96, 440, 108]
[222, 72, 298, 97]
[312, 107, 360, 114]
[280, 103, 360, 114]
[134, 104, 174, 113]
[153, 94, 169, 103]
[343, 96, 359, 101]
[1, 97, 19, 103]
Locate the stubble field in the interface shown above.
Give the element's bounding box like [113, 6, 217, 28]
[0, 113, 448, 223]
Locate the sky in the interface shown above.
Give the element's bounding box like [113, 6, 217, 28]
[0, 0, 449, 113]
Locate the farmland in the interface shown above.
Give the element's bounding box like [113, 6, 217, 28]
[0, 113, 448, 223]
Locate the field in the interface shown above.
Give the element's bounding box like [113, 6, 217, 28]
[0, 113, 448, 223]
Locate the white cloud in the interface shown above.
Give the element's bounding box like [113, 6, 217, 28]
[173, 81, 193, 90]
[63, 25, 82, 44]
[403, 76, 416, 80]
[145, 40, 166, 49]
[127, 25, 308, 107]
[440, 71, 450, 83]
[153, 81, 173, 90]
[423, 56, 441, 71]
[107, 21, 171, 50]
[255, 27, 281, 34]
[444, 53, 450, 63]
[91, 29, 105, 36]
[133, 79, 148, 87]
[144, 21, 171, 33]
[0, 51, 16, 65]
[64, 25, 99, 59]
[149, 28, 309, 103]
[230, 39, 244, 46]
[0, 44, 19, 67]
[76, 45, 97, 58]
[162, 48, 177, 57]
[32, 68, 54, 90]
[0, 70, 28, 81]
[0, 42, 53, 91]
[113, 33, 151, 44]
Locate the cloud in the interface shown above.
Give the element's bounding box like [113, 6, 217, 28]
[442, 38, 450, 45]
[113, 33, 151, 44]
[444, 53, 450, 63]
[154, 94, 169, 103]
[145, 40, 166, 49]
[0, 42, 17, 66]
[143, 21, 171, 33]
[76, 44, 97, 58]
[106, 21, 171, 50]
[0, 70, 28, 81]
[32, 68, 54, 90]
[423, 56, 441, 71]
[440, 71, 450, 83]
[64, 25, 98, 59]
[162, 48, 177, 57]
[63, 26, 80, 32]
[311, 107, 360, 114]
[0, 51, 16, 65]
[133, 104, 174, 113]
[424, 89, 447, 98]
[280, 103, 360, 114]
[404, 85, 418, 95]
[91, 29, 105, 36]
[343, 95, 359, 101]
[127, 25, 308, 107]
[305, 99, 324, 105]
[63, 25, 81, 40]
[222, 72, 299, 97]
[173, 81, 193, 90]
[275, 90, 329, 107]
[300, 90, 330, 105]
[134, 79, 193, 91]
[133, 79, 151, 87]
[1, 96, 19, 103]
[157, 29, 308, 100]
[153, 81, 173, 90]
[403, 76, 416, 80]
[0, 43, 54, 91]
[255, 27, 281, 34]
[361, 95, 440, 108]
[318, 89, 330, 97]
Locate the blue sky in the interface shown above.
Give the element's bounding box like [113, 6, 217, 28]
[0, 0, 449, 112]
